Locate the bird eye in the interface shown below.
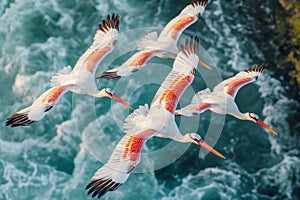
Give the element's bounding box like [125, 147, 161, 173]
[105, 88, 114, 96]
[189, 133, 201, 141]
[249, 113, 259, 120]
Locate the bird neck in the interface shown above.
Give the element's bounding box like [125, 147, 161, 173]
[89, 89, 108, 98]
[170, 133, 193, 143]
[230, 111, 249, 121]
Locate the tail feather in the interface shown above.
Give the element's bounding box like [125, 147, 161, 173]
[137, 31, 158, 51]
[50, 66, 72, 87]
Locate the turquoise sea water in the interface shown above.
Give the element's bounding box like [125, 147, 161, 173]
[0, 0, 299, 199]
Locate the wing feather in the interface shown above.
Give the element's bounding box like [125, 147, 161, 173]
[158, 0, 208, 42]
[50, 66, 73, 87]
[191, 88, 211, 104]
[214, 63, 267, 98]
[86, 128, 156, 199]
[137, 31, 159, 51]
[6, 85, 74, 127]
[123, 104, 150, 135]
[151, 37, 199, 113]
[98, 49, 161, 79]
[73, 14, 120, 74]
[175, 102, 214, 117]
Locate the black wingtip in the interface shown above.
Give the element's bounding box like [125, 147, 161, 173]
[258, 62, 268, 72]
[97, 71, 121, 79]
[5, 113, 36, 127]
[191, 0, 209, 8]
[98, 13, 120, 32]
[85, 179, 97, 190]
[244, 62, 268, 73]
[180, 36, 199, 56]
[86, 178, 122, 199]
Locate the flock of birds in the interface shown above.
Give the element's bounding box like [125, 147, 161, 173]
[5, 0, 278, 199]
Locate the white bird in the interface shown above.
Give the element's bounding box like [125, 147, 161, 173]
[175, 63, 278, 135]
[6, 14, 132, 127]
[85, 36, 225, 199]
[98, 0, 211, 79]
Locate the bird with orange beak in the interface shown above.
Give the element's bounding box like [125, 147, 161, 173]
[175, 63, 278, 136]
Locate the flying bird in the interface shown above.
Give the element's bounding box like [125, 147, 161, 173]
[85, 36, 225, 199]
[98, 0, 211, 79]
[6, 14, 132, 127]
[175, 63, 278, 135]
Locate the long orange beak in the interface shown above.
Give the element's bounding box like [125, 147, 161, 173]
[111, 94, 133, 109]
[257, 119, 278, 135]
[198, 59, 212, 70]
[198, 140, 225, 159]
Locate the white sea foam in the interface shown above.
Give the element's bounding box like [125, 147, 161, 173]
[0, 138, 71, 199]
[160, 165, 241, 200]
[255, 153, 300, 199]
[258, 74, 299, 154]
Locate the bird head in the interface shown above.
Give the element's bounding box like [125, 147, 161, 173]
[188, 133, 225, 159]
[97, 88, 132, 109]
[247, 113, 278, 135]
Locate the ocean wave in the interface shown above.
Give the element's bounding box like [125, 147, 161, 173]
[159, 163, 243, 200]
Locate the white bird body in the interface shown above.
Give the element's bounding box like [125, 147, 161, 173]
[6, 14, 132, 127]
[86, 37, 225, 199]
[175, 64, 278, 135]
[98, 0, 209, 79]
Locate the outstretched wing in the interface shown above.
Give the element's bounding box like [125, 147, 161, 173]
[151, 36, 199, 114]
[85, 129, 156, 199]
[213, 63, 267, 98]
[6, 85, 75, 127]
[73, 14, 120, 75]
[86, 104, 155, 198]
[175, 88, 214, 117]
[175, 103, 214, 117]
[158, 0, 208, 43]
[97, 49, 161, 79]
